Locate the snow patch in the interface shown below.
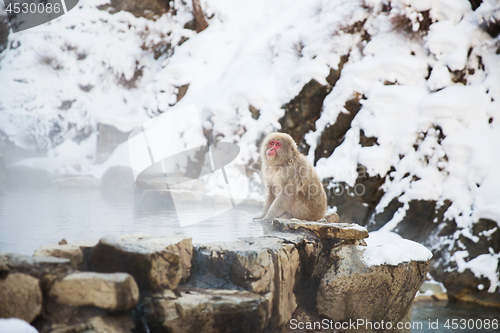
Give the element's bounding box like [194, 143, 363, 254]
[363, 231, 433, 266]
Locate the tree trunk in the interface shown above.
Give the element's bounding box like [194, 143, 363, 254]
[193, 0, 209, 33]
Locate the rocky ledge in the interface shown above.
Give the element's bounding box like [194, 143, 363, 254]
[0, 218, 431, 333]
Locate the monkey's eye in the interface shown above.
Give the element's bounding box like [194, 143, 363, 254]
[270, 142, 274, 146]
[276, 142, 280, 147]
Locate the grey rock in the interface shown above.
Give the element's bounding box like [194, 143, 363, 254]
[49, 272, 139, 312]
[95, 123, 131, 164]
[89, 234, 191, 290]
[0, 273, 42, 323]
[144, 288, 268, 333]
[101, 166, 135, 193]
[316, 245, 429, 332]
[188, 236, 314, 327]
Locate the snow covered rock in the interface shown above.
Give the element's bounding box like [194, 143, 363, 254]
[272, 218, 368, 240]
[317, 232, 432, 331]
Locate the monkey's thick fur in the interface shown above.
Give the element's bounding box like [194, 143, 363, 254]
[255, 132, 327, 221]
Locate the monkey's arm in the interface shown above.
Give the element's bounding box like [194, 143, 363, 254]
[254, 187, 275, 220]
[262, 193, 287, 222]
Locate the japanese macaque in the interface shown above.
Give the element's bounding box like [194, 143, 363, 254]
[254, 133, 327, 222]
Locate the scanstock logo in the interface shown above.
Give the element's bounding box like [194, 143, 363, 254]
[128, 105, 249, 227]
[4, 0, 79, 33]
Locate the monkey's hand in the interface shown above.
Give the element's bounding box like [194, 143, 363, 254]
[253, 213, 266, 220]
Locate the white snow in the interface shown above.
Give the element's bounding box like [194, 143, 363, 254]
[1, 0, 499, 291]
[453, 250, 500, 293]
[0, 318, 39, 333]
[363, 231, 433, 266]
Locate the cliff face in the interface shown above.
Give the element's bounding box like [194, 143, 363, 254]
[1, 0, 499, 306]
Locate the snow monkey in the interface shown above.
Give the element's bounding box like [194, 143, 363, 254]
[254, 132, 327, 222]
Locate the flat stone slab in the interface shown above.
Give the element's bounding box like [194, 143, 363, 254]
[272, 219, 369, 240]
[145, 288, 268, 333]
[89, 234, 192, 290]
[49, 272, 139, 311]
[0, 252, 73, 280]
[33, 240, 97, 270]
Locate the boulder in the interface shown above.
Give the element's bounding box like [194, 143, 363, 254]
[143, 288, 268, 333]
[49, 272, 139, 312]
[273, 219, 369, 240]
[0, 273, 42, 323]
[317, 245, 430, 332]
[89, 234, 192, 290]
[101, 166, 135, 194]
[187, 236, 310, 327]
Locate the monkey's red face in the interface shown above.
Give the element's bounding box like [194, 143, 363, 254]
[267, 140, 281, 158]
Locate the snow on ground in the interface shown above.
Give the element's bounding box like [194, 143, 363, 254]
[452, 250, 500, 293]
[363, 231, 433, 266]
[1, 0, 499, 288]
[0, 318, 39, 333]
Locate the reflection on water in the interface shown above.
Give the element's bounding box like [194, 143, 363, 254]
[412, 301, 499, 333]
[0, 188, 265, 255]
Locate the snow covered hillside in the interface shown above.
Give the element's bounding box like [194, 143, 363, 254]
[0, 0, 499, 305]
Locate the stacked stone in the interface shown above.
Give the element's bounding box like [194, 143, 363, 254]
[1, 215, 430, 333]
